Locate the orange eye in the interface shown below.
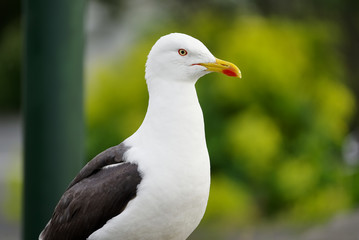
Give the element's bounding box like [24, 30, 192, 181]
[178, 49, 188, 56]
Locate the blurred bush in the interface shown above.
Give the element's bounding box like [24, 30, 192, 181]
[86, 14, 356, 229]
[0, 24, 21, 111]
[2, 159, 22, 222]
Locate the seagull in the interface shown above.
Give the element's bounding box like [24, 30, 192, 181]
[39, 33, 241, 240]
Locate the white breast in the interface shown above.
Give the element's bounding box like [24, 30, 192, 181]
[88, 81, 211, 240]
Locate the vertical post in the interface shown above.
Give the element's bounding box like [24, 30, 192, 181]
[23, 0, 86, 239]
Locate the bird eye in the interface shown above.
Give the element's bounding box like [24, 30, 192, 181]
[178, 49, 188, 56]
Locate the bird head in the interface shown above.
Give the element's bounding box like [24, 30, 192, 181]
[145, 33, 241, 83]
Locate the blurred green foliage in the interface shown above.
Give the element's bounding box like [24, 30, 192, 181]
[86, 14, 356, 229]
[0, 24, 21, 111]
[2, 159, 22, 222]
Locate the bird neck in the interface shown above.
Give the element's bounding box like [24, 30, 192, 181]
[147, 79, 200, 112]
[133, 79, 206, 151]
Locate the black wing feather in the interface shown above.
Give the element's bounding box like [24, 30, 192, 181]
[68, 143, 130, 189]
[40, 143, 142, 240]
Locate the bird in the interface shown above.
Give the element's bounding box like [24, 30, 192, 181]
[39, 32, 241, 240]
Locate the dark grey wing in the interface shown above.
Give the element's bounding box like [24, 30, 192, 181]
[40, 144, 142, 240]
[67, 143, 130, 189]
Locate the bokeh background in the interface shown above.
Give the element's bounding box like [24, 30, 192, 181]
[1, 0, 359, 239]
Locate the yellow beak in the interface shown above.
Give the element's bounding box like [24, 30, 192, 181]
[198, 58, 241, 78]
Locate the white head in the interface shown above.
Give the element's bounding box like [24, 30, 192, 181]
[145, 33, 241, 84]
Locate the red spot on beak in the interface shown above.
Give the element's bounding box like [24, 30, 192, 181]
[222, 69, 238, 77]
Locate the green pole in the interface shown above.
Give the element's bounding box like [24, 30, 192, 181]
[23, 0, 86, 239]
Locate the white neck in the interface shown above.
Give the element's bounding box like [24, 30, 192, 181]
[128, 78, 207, 159]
